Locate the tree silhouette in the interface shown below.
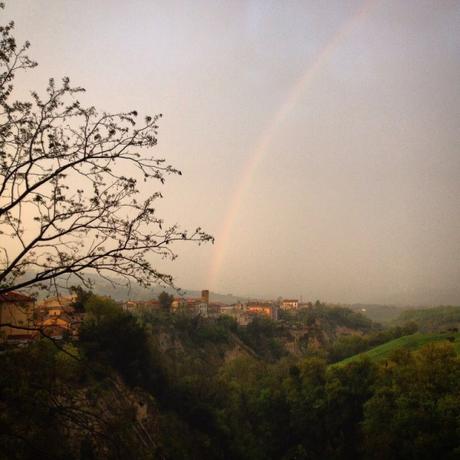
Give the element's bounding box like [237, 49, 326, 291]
[158, 290, 174, 311]
[0, 4, 212, 296]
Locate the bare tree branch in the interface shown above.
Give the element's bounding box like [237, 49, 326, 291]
[0, 8, 213, 296]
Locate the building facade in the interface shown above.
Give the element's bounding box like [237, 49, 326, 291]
[281, 299, 299, 310]
[0, 292, 36, 343]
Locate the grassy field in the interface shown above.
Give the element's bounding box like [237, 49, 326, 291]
[334, 332, 460, 366]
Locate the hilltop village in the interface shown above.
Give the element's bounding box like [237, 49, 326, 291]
[0, 289, 305, 344]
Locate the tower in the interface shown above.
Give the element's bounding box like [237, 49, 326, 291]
[201, 289, 209, 305]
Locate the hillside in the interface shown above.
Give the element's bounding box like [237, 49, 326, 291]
[2, 296, 460, 459]
[19, 270, 251, 304]
[393, 305, 460, 332]
[278, 305, 380, 356]
[335, 332, 460, 366]
[349, 304, 406, 323]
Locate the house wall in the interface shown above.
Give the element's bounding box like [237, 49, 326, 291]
[0, 299, 35, 341]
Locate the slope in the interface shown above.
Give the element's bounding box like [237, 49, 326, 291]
[334, 332, 460, 366]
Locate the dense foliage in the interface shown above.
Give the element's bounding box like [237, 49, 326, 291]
[2, 298, 460, 459]
[282, 303, 377, 334]
[327, 322, 419, 363]
[394, 305, 460, 332]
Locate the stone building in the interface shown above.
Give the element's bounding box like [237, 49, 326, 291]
[0, 292, 36, 343]
[281, 299, 299, 310]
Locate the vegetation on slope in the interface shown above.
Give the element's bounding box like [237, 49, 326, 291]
[349, 304, 405, 323]
[393, 305, 460, 332]
[327, 322, 419, 363]
[2, 295, 460, 459]
[286, 303, 378, 333]
[335, 332, 460, 366]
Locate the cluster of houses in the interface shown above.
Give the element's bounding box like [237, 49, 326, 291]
[122, 291, 303, 326]
[122, 290, 211, 317]
[0, 288, 303, 345]
[0, 292, 83, 345]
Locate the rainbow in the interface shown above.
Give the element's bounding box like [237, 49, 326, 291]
[207, 0, 376, 290]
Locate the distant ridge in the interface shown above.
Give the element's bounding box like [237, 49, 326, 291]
[11, 271, 460, 307]
[66, 274, 251, 304]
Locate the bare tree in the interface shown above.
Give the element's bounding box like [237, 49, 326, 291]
[0, 5, 213, 296]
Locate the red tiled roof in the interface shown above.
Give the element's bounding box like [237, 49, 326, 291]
[0, 291, 34, 302]
[7, 333, 37, 342]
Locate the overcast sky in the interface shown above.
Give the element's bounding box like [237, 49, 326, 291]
[6, 0, 460, 304]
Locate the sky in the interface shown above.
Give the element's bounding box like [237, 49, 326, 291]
[5, 0, 460, 305]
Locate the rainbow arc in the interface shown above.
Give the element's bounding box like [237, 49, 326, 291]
[207, 0, 377, 290]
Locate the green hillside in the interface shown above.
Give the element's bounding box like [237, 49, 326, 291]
[335, 332, 460, 366]
[393, 305, 460, 332]
[350, 304, 406, 323]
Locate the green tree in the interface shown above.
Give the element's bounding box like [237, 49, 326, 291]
[84, 294, 121, 324]
[70, 285, 93, 312]
[238, 316, 287, 361]
[80, 306, 165, 389]
[363, 343, 460, 460]
[158, 291, 174, 311]
[326, 357, 377, 458]
[283, 357, 329, 459]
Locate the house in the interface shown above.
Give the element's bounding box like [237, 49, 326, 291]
[217, 305, 251, 325]
[34, 293, 88, 340]
[40, 313, 72, 339]
[38, 294, 77, 308]
[171, 298, 187, 310]
[171, 289, 210, 317]
[122, 301, 138, 313]
[219, 305, 235, 315]
[247, 301, 278, 321]
[207, 302, 223, 318]
[122, 300, 161, 313]
[35, 294, 77, 319]
[281, 299, 299, 310]
[171, 298, 207, 316]
[0, 292, 36, 343]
